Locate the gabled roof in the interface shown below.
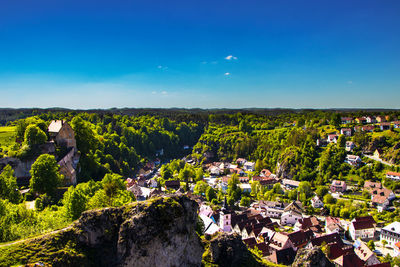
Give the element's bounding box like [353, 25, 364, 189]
[364, 181, 382, 190]
[372, 195, 389, 204]
[284, 201, 303, 212]
[387, 171, 400, 176]
[310, 233, 344, 247]
[242, 237, 257, 247]
[287, 230, 314, 247]
[328, 243, 353, 260]
[333, 252, 364, 267]
[48, 120, 64, 133]
[269, 247, 296, 265]
[297, 216, 321, 230]
[331, 180, 346, 186]
[351, 216, 376, 230]
[282, 178, 300, 187]
[354, 240, 375, 262]
[382, 221, 400, 234]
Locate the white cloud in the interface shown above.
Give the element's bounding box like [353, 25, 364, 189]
[225, 55, 238, 60]
[224, 72, 231, 76]
[161, 90, 168, 95]
[347, 80, 353, 84]
[157, 65, 168, 70]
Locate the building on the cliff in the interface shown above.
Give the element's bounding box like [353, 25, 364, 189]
[48, 120, 77, 149]
[48, 120, 80, 186]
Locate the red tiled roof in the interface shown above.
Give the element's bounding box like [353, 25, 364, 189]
[310, 233, 343, 247]
[352, 216, 376, 230]
[387, 171, 400, 176]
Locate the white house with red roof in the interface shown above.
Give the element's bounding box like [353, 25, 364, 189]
[340, 128, 352, 136]
[327, 134, 338, 143]
[330, 180, 347, 193]
[349, 216, 376, 241]
[386, 171, 400, 181]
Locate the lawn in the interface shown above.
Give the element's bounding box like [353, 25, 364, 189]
[0, 126, 16, 148]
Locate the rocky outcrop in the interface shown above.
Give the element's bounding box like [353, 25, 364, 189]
[0, 194, 204, 267]
[292, 247, 333, 267]
[205, 233, 263, 267]
[74, 195, 203, 267]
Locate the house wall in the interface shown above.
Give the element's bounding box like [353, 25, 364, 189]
[56, 123, 77, 149]
[381, 229, 400, 248]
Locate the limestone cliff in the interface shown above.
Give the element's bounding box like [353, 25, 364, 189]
[292, 247, 333, 267]
[0, 195, 203, 267]
[203, 233, 264, 267]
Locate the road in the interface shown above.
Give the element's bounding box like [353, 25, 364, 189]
[363, 154, 397, 167]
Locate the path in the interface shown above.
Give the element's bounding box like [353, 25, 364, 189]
[0, 226, 72, 249]
[363, 154, 397, 167]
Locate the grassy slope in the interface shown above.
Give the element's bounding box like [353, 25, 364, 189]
[0, 126, 16, 149]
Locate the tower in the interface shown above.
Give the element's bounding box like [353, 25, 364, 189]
[219, 196, 232, 232]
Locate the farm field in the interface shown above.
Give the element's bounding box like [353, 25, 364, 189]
[0, 126, 16, 148]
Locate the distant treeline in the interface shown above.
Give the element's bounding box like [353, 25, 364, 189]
[1, 107, 399, 125]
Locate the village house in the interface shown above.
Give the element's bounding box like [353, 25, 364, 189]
[239, 183, 251, 193]
[260, 169, 272, 178]
[209, 165, 221, 176]
[327, 134, 338, 143]
[349, 216, 376, 241]
[306, 232, 344, 249]
[282, 178, 300, 190]
[355, 117, 367, 124]
[380, 122, 391, 131]
[310, 195, 324, 209]
[380, 222, 400, 248]
[345, 141, 355, 152]
[370, 188, 395, 212]
[243, 161, 255, 171]
[355, 125, 375, 132]
[340, 128, 352, 136]
[386, 171, 400, 181]
[345, 155, 362, 167]
[353, 240, 381, 266]
[332, 252, 365, 267]
[287, 230, 314, 250]
[147, 178, 158, 188]
[325, 217, 345, 237]
[236, 158, 247, 166]
[330, 180, 347, 193]
[264, 202, 286, 218]
[394, 121, 400, 129]
[281, 209, 302, 226]
[268, 247, 296, 266]
[268, 232, 294, 253]
[374, 148, 383, 159]
[376, 116, 386, 123]
[294, 216, 323, 234]
[341, 117, 354, 124]
[366, 116, 377, 124]
[284, 201, 303, 213]
[259, 177, 279, 189]
[165, 180, 181, 190]
[364, 181, 382, 191]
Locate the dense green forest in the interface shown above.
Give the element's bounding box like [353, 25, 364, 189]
[1, 109, 400, 244]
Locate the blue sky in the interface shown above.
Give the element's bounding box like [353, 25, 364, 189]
[0, 0, 400, 109]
